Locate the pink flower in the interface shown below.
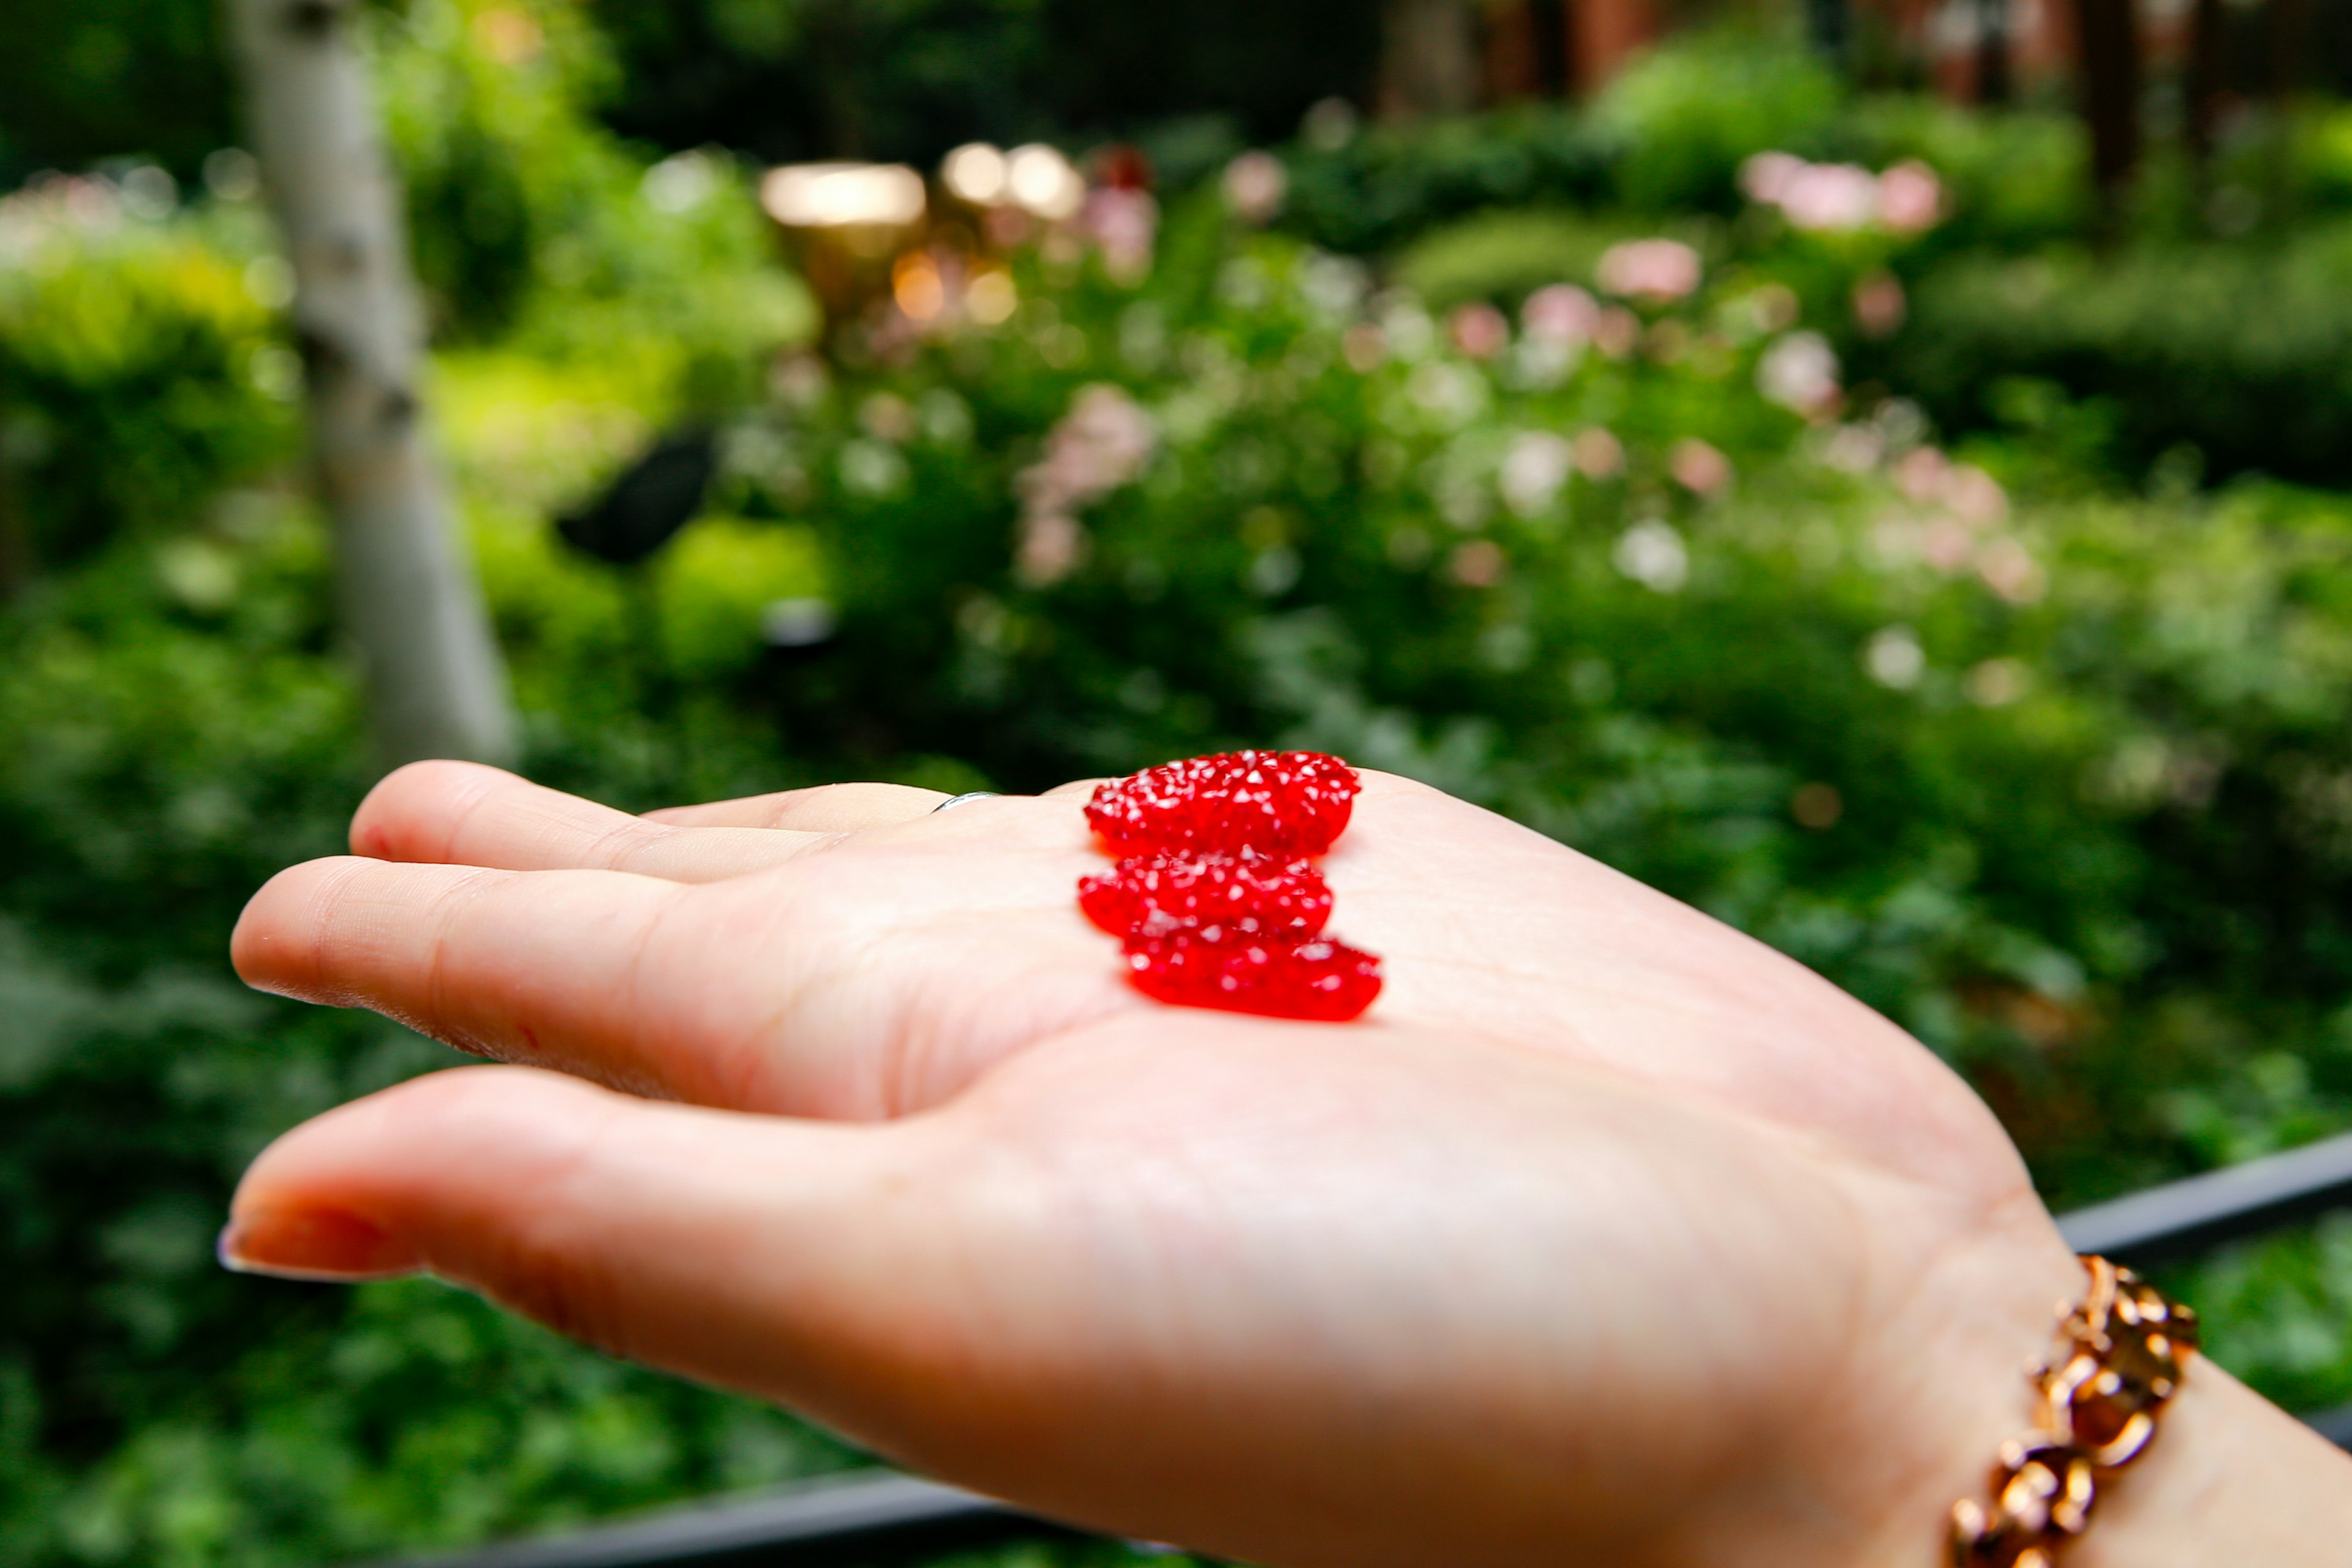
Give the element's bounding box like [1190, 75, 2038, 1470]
[1499, 431, 1575, 516]
[1977, 538, 2045, 603]
[1450, 539, 1506, 587]
[1596, 238, 1702, 303]
[1449, 301, 1510, 360]
[1670, 438, 1733, 497]
[1593, 306, 1642, 359]
[1852, 271, 1907, 338]
[1896, 447, 1950, 503]
[1943, 464, 2008, 526]
[1016, 385, 1156, 584]
[1222, 152, 1287, 225]
[1740, 151, 1806, 206]
[1778, 163, 1881, 232]
[1877, 161, 1943, 233]
[1921, 518, 1973, 572]
[1757, 332, 1841, 418]
[1521, 284, 1600, 347]
[1572, 428, 1626, 480]
[1016, 513, 1089, 587]
[1084, 187, 1158, 284]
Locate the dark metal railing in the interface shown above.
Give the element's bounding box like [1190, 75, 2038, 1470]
[390, 1129, 2352, 1568]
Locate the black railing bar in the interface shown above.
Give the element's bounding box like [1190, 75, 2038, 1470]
[2055, 1128, 2352, 1266]
[2313, 1404, 2352, 1451]
[373, 1470, 1042, 1568]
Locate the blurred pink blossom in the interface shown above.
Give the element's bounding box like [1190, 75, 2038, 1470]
[1522, 284, 1600, 347]
[1977, 538, 2046, 603]
[1500, 431, 1575, 516]
[1016, 512, 1089, 586]
[1852, 271, 1907, 338]
[1895, 447, 1950, 503]
[1877, 161, 1944, 233]
[1594, 306, 1642, 358]
[1016, 384, 1156, 585]
[1449, 301, 1510, 360]
[1781, 163, 1881, 231]
[1596, 238, 1702, 303]
[1450, 539, 1506, 587]
[1743, 154, 1945, 235]
[1084, 187, 1158, 283]
[1821, 424, 1885, 473]
[1222, 152, 1287, 225]
[1921, 518, 1974, 572]
[1670, 438, 1733, 497]
[1943, 463, 2009, 526]
[1757, 331, 1842, 418]
[1740, 151, 1806, 206]
[1572, 427, 1626, 479]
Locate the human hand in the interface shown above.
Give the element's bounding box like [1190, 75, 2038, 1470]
[221, 763, 2340, 1567]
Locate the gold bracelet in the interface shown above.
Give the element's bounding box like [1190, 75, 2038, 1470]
[1948, 1256, 2199, 1567]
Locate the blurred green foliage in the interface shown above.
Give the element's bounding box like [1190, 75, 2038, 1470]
[5, 12, 2352, 1568]
[1280, 40, 2086, 256]
[1886, 224, 2352, 488]
[0, 0, 233, 190]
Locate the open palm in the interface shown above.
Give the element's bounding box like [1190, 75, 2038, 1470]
[227, 761, 2083, 1568]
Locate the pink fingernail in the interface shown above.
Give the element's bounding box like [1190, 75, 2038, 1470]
[217, 1208, 422, 1281]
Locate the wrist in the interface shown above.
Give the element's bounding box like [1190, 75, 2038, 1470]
[1838, 1211, 2087, 1568]
[1836, 1218, 2352, 1568]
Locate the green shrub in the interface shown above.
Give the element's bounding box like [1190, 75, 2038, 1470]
[0, 187, 292, 572]
[382, 0, 815, 391]
[1591, 24, 1842, 214]
[1884, 224, 2352, 486]
[1280, 30, 2084, 257]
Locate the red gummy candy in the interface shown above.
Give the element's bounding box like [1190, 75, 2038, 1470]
[1123, 928, 1382, 1022]
[1085, 750, 1359, 856]
[1079, 850, 1332, 941]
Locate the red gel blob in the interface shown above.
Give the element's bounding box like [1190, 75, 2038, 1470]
[1123, 929, 1383, 1022]
[1085, 750, 1359, 856]
[1078, 850, 1332, 941]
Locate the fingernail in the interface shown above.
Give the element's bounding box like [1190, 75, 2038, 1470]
[217, 1207, 422, 1281]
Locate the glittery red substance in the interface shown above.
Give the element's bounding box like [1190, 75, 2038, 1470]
[1085, 750, 1359, 856]
[1083, 750, 1379, 1021]
[1123, 929, 1383, 1022]
[1079, 850, 1332, 941]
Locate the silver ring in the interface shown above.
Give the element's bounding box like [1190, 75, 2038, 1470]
[933, 791, 1002, 812]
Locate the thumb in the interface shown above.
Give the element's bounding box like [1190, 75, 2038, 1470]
[222, 1066, 977, 1433]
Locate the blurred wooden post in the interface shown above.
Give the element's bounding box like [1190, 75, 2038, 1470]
[1481, 1, 1572, 100]
[1380, 0, 1483, 116]
[228, 0, 517, 770]
[1568, 0, 1659, 95]
[2267, 0, 2310, 100]
[1978, 0, 2015, 101]
[2186, 0, 2225, 160]
[2071, 0, 2144, 209]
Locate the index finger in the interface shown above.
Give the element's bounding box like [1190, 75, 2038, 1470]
[644, 783, 954, 832]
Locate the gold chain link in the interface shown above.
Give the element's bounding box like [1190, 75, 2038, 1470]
[1948, 1256, 2199, 1568]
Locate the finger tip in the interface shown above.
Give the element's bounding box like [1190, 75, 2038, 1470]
[352, 760, 512, 858]
[217, 1206, 424, 1282]
[230, 855, 364, 992]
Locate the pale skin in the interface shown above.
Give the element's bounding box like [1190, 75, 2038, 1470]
[224, 762, 2352, 1567]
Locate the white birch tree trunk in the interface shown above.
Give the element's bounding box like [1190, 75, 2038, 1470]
[229, 0, 517, 769]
